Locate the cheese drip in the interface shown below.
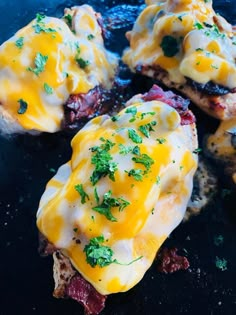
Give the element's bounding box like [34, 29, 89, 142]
[37, 100, 197, 295]
[123, 0, 236, 88]
[0, 5, 117, 132]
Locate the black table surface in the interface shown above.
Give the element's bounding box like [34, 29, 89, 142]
[0, 1, 236, 315]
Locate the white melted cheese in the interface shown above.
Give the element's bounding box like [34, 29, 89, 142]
[123, 0, 236, 88]
[37, 100, 197, 295]
[0, 5, 118, 133]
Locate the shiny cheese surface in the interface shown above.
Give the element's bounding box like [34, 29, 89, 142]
[0, 5, 117, 132]
[123, 0, 236, 88]
[37, 100, 197, 295]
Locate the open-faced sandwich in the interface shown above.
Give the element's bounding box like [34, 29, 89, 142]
[0, 5, 118, 134]
[36, 85, 198, 314]
[123, 0, 236, 120]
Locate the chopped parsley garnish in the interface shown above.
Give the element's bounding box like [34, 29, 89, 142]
[194, 22, 204, 30]
[90, 138, 118, 185]
[118, 144, 133, 155]
[214, 235, 224, 246]
[160, 35, 179, 57]
[84, 235, 142, 268]
[125, 169, 143, 181]
[156, 175, 161, 185]
[15, 37, 24, 49]
[215, 256, 227, 271]
[180, 165, 184, 170]
[111, 115, 119, 122]
[140, 112, 155, 120]
[156, 138, 166, 144]
[196, 48, 204, 52]
[33, 13, 57, 34]
[87, 34, 95, 40]
[132, 153, 154, 174]
[84, 235, 114, 267]
[36, 13, 45, 23]
[73, 227, 78, 233]
[128, 129, 143, 144]
[94, 187, 100, 204]
[125, 106, 137, 122]
[92, 190, 130, 222]
[76, 57, 90, 69]
[196, 61, 200, 65]
[17, 99, 28, 114]
[211, 64, 219, 69]
[27, 52, 48, 76]
[44, 83, 54, 94]
[193, 148, 202, 154]
[132, 145, 141, 156]
[75, 184, 89, 204]
[64, 14, 72, 27]
[138, 121, 156, 138]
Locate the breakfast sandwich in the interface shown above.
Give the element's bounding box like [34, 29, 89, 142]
[36, 85, 198, 314]
[123, 0, 236, 120]
[0, 5, 118, 134]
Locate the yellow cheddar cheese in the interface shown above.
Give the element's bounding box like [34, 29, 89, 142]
[123, 0, 236, 88]
[37, 99, 197, 295]
[0, 5, 117, 133]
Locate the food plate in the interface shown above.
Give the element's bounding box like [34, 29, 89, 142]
[0, 0, 236, 314]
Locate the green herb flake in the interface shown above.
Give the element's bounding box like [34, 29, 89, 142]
[84, 235, 114, 267]
[75, 184, 90, 204]
[132, 153, 154, 174]
[180, 165, 184, 171]
[151, 208, 155, 215]
[196, 48, 204, 52]
[94, 187, 100, 204]
[132, 145, 141, 156]
[90, 138, 118, 185]
[160, 35, 179, 57]
[156, 175, 161, 185]
[17, 99, 28, 114]
[118, 144, 133, 155]
[76, 57, 90, 69]
[196, 61, 200, 66]
[128, 129, 143, 144]
[140, 112, 155, 120]
[211, 64, 219, 69]
[27, 52, 48, 76]
[125, 169, 143, 181]
[215, 256, 227, 271]
[15, 37, 24, 49]
[156, 138, 166, 144]
[92, 190, 130, 222]
[87, 34, 95, 40]
[44, 83, 54, 95]
[64, 14, 72, 27]
[194, 22, 204, 30]
[36, 13, 46, 23]
[138, 121, 156, 138]
[214, 235, 224, 246]
[193, 148, 202, 154]
[73, 227, 78, 233]
[111, 115, 119, 122]
[84, 235, 142, 268]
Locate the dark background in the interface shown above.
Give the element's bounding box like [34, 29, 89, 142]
[0, 1, 236, 314]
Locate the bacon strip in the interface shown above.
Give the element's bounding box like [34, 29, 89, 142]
[141, 85, 195, 125]
[66, 275, 107, 315]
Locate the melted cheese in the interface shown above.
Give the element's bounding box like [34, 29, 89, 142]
[0, 5, 117, 132]
[123, 0, 236, 88]
[37, 100, 197, 295]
